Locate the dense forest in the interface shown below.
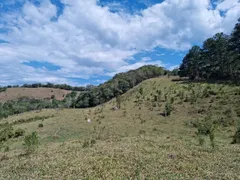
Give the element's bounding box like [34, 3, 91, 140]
[0, 65, 167, 119]
[179, 18, 240, 81]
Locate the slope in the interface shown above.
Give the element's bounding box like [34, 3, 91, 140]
[0, 88, 71, 102]
[0, 77, 240, 179]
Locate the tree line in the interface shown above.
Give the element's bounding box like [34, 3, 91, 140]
[179, 18, 240, 81]
[0, 65, 168, 119]
[0, 83, 94, 92]
[75, 65, 166, 108]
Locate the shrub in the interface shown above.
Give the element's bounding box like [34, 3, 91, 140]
[0, 124, 14, 142]
[82, 139, 96, 148]
[196, 116, 217, 149]
[116, 95, 122, 109]
[178, 90, 184, 100]
[202, 87, 210, 98]
[232, 120, 240, 144]
[23, 132, 39, 154]
[38, 123, 44, 128]
[164, 102, 173, 116]
[14, 128, 25, 138]
[139, 130, 146, 135]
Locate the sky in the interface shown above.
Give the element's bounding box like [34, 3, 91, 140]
[0, 0, 240, 86]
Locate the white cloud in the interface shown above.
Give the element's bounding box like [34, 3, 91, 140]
[216, 0, 239, 11]
[141, 57, 152, 61]
[0, 0, 240, 85]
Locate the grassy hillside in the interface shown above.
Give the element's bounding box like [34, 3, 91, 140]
[0, 77, 240, 179]
[0, 88, 71, 102]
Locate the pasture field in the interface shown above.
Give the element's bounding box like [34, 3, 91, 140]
[0, 77, 240, 179]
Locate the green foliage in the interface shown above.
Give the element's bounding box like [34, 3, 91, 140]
[0, 98, 55, 119]
[116, 95, 122, 109]
[164, 102, 173, 116]
[75, 65, 166, 108]
[14, 129, 25, 138]
[179, 19, 240, 80]
[0, 123, 14, 143]
[38, 123, 44, 128]
[139, 87, 144, 96]
[232, 119, 240, 144]
[23, 132, 39, 154]
[196, 116, 217, 149]
[82, 139, 96, 148]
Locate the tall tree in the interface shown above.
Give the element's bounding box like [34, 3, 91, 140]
[179, 46, 201, 80]
[229, 18, 240, 79]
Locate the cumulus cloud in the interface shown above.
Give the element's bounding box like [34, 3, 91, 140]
[0, 0, 240, 85]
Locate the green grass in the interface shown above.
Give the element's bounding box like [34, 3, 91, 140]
[0, 77, 240, 179]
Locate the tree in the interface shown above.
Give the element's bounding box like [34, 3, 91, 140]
[179, 18, 240, 81]
[179, 46, 201, 80]
[229, 18, 240, 79]
[201, 33, 229, 79]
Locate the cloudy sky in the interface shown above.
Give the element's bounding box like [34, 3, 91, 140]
[0, 0, 239, 86]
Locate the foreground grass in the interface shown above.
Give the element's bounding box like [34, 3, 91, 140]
[0, 77, 240, 179]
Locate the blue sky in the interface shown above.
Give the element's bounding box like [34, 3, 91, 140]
[0, 0, 239, 86]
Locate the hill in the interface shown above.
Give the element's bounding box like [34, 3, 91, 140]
[0, 88, 71, 102]
[0, 77, 240, 179]
[0, 65, 167, 119]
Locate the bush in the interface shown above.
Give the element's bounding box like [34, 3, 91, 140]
[196, 116, 217, 149]
[0, 124, 14, 142]
[82, 139, 96, 148]
[23, 132, 39, 154]
[38, 123, 44, 128]
[232, 120, 240, 144]
[14, 129, 25, 138]
[164, 102, 173, 116]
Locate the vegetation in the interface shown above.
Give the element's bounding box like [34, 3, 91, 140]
[23, 132, 39, 154]
[0, 20, 240, 177]
[232, 119, 240, 144]
[0, 98, 57, 119]
[179, 19, 240, 81]
[1, 83, 90, 91]
[0, 77, 239, 179]
[75, 65, 166, 108]
[0, 65, 167, 119]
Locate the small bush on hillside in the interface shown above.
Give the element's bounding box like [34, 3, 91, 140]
[189, 92, 198, 104]
[38, 123, 44, 128]
[208, 90, 217, 96]
[82, 139, 96, 148]
[164, 102, 173, 116]
[202, 87, 210, 98]
[170, 97, 175, 104]
[232, 120, 240, 144]
[139, 130, 146, 135]
[196, 116, 217, 149]
[14, 128, 25, 138]
[116, 95, 122, 109]
[178, 90, 184, 100]
[23, 131, 39, 154]
[184, 95, 189, 102]
[0, 124, 14, 142]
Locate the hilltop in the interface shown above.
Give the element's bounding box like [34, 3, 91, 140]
[0, 77, 239, 179]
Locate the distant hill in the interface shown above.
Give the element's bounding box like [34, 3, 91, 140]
[0, 88, 71, 102]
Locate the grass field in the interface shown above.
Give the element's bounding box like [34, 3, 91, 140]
[0, 77, 240, 179]
[0, 87, 72, 102]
